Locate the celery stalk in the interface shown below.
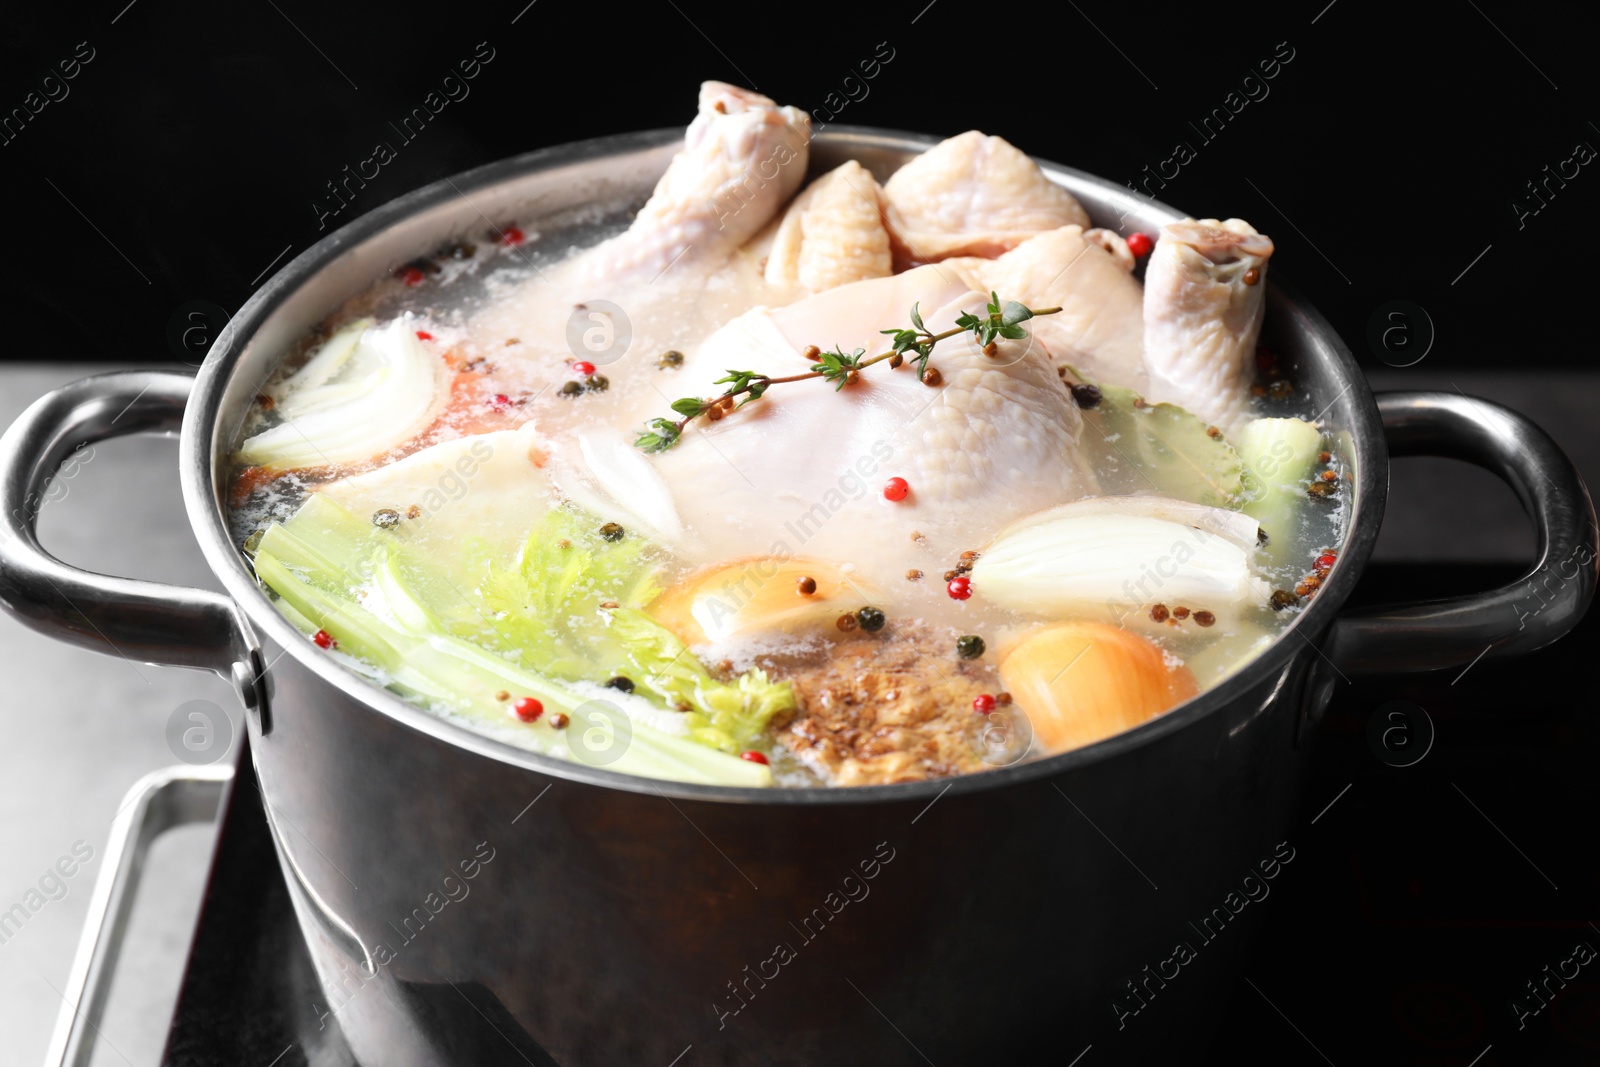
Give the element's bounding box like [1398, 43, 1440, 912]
[1236, 417, 1324, 565]
[251, 492, 776, 786]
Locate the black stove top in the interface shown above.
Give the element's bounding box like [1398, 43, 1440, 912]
[157, 564, 1600, 1067]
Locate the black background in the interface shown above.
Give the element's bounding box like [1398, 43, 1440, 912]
[2, 0, 1596, 369]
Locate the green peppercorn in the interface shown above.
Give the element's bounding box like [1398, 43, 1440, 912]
[658, 350, 684, 368]
[599, 522, 624, 542]
[1269, 589, 1298, 611]
[855, 606, 886, 632]
[372, 508, 402, 529]
[585, 374, 610, 393]
[559, 381, 583, 398]
[605, 676, 635, 693]
[956, 635, 986, 659]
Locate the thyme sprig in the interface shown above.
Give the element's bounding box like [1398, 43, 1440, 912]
[635, 296, 1060, 452]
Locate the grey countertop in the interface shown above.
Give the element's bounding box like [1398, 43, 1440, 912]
[0, 362, 1594, 1064]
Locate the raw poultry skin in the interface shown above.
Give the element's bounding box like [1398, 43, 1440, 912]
[1141, 218, 1274, 433]
[946, 225, 1148, 392]
[575, 82, 811, 284]
[762, 160, 894, 293]
[882, 131, 1092, 265]
[650, 264, 1095, 605]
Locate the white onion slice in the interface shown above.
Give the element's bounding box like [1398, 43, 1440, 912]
[971, 496, 1265, 621]
[318, 423, 551, 550]
[267, 318, 369, 401]
[239, 316, 443, 469]
[550, 431, 686, 547]
[996, 495, 1262, 552]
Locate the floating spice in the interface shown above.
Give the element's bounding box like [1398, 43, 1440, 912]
[1070, 383, 1103, 409]
[855, 607, 886, 632]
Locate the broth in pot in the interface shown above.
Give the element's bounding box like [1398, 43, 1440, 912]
[228, 82, 1346, 788]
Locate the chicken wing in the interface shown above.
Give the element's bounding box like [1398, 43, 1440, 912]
[882, 131, 1090, 265]
[1141, 219, 1274, 433]
[577, 82, 810, 284]
[763, 160, 893, 293]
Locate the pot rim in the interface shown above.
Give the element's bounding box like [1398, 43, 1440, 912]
[183, 124, 1383, 806]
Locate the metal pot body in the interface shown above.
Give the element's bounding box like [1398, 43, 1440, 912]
[1, 130, 1592, 1066]
[260, 620, 1309, 1066]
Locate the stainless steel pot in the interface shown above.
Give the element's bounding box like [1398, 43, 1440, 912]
[2, 129, 1594, 1066]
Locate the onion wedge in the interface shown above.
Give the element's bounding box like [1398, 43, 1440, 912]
[969, 496, 1266, 623]
[549, 430, 686, 548]
[238, 316, 443, 469]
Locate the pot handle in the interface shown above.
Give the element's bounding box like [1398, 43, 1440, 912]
[0, 371, 257, 683]
[1326, 390, 1597, 675]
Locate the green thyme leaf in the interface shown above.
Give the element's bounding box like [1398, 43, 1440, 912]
[635, 418, 682, 453]
[737, 380, 769, 408]
[1000, 300, 1033, 327]
[715, 369, 764, 395]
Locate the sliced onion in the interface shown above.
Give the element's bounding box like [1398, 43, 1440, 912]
[970, 496, 1265, 621]
[268, 318, 369, 401]
[239, 316, 443, 469]
[318, 423, 552, 552]
[550, 430, 686, 547]
[995, 495, 1261, 552]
